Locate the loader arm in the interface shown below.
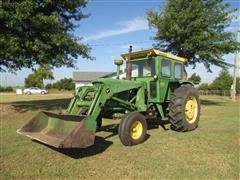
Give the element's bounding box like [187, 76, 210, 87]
[67, 79, 147, 131]
[17, 78, 147, 148]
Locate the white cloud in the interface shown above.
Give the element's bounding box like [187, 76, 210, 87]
[83, 17, 148, 42]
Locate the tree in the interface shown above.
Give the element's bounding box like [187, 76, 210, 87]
[0, 0, 92, 72]
[35, 65, 54, 87]
[198, 83, 209, 90]
[147, 0, 239, 71]
[52, 78, 75, 90]
[25, 73, 42, 88]
[25, 66, 54, 88]
[209, 70, 232, 90]
[188, 73, 201, 85]
[45, 83, 52, 89]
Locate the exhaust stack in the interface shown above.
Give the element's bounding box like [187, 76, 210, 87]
[126, 45, 132, 80]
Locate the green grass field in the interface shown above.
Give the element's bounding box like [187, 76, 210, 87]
[0, 93, 239, 179]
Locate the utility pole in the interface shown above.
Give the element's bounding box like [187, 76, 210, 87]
[231, 31, 240, 101]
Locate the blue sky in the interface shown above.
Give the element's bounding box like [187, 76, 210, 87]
[0, 0, 239, 86]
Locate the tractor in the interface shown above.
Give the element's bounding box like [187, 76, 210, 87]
[17, 47, 200, 148]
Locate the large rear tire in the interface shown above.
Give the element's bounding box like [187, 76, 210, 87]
[118, 112, 147, 146]
[168, 85, 200, 132]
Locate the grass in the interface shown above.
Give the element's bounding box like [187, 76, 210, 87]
[0, 94, 239, 179]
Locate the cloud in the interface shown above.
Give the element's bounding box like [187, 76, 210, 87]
[83, 17, 148, 42]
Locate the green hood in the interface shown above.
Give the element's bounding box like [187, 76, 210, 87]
[93, 78, 145, 90]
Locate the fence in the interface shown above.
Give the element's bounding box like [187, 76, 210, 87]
[198, 90, 231, 96]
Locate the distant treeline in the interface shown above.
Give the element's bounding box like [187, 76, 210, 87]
[197, 71, 240, 92]
[46, 78, 75, 90]
[0, 86, 14, 92]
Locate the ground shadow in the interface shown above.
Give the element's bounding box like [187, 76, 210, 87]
[200, 99, 224, 106]
[98, 119, 169, 139]
[147, 118, 171, 131]
[10, 98, 71, 112]
[97, 123, 119, 139]
[34, 136, 113, 159]
[34, 122, 153, 159]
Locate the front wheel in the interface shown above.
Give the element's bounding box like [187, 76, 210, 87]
[118, 112, 147, 146]
[168, 85, 200, 132]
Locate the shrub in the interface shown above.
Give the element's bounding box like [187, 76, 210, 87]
[0, 86, 13, 92]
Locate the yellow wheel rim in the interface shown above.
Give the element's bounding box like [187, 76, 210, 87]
[185, 96, 198, 124]
[130, 121, 143, 140]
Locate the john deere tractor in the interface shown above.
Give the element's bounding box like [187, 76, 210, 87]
[17, 48, 200, 148]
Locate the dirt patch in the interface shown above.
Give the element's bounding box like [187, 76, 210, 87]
[0, 104, 19, 115]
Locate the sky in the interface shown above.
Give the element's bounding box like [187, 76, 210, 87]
[0, 0, 239, 87]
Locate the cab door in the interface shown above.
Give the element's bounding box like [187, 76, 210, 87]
[131, 58, 157, 103]
[159, 58, 172, 102]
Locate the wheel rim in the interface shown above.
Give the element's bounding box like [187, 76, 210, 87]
[185, 96, 198, 124]
[130, 121, 143, 140]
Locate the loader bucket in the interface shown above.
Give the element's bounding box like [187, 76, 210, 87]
[17, 111, 95, 148]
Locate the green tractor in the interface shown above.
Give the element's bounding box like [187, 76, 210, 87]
[17, 48, 200, 148]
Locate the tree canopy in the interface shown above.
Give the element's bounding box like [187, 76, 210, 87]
[25, 66, 54, 88]
[147, 0, 239, 71]
[0, 0, 92, 72]
[198, 70, 240, 92]
[50, 78, 75, 90]
[209, 70, 235, 91]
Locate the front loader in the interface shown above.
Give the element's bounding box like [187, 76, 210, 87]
[17, 48, 200, 148]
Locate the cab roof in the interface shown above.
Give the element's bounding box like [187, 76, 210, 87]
[121, 48, 187, 62]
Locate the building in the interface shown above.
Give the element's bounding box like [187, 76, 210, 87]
[73, 71, 112, 89]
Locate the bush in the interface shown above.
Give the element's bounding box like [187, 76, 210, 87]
[198, 83, 210, 90]
[51, 78, 75, 90]
[45, 83, 52, 89]
[0, 86, 13, 92]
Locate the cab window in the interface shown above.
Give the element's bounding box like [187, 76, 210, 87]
[174, 63, 183, 79]
[131, 59, 155, 77]
[161, 59, 171, 77]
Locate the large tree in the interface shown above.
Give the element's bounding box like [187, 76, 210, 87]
[25, 65, 54, 88]
[209, 70, 240, 91]
[147, 0, 239, 71]
[0, 0, 92, 72]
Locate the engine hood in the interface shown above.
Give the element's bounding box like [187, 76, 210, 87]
[92, 78, 145, 89]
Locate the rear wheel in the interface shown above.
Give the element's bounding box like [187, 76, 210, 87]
[118, 112, 147, 146]
[27, 91, 31, 95]
[168, 85, 200, 131]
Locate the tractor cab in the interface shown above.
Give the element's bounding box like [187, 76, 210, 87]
[120, 49, 188, 102]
